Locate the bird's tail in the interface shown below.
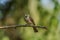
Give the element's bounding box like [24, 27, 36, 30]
[33, 26, 38, 32]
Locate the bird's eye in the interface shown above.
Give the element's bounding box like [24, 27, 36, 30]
[25, 16, 27, 17]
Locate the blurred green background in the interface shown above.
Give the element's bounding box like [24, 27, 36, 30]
[0, 0, 60, 40]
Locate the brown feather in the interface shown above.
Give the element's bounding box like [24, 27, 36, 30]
[24, 15, 38, 32]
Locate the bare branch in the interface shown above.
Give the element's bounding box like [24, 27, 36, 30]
[0, 24, 47, 30]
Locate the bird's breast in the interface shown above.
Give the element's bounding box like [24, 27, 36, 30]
[25, 17, 32, 24]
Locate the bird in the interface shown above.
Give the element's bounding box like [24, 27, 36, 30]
[24, 14, 38, 32]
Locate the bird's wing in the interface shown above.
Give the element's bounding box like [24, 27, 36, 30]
[29, 16, 35, 25]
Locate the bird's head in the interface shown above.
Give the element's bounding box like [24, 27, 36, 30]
[25, 14, 29, 18]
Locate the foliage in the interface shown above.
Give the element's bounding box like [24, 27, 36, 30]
[0, 0, 60, 40]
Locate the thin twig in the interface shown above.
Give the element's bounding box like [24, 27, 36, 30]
[0, 24, 47, 30]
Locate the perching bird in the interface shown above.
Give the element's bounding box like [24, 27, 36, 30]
[24, 14, 38, 32]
